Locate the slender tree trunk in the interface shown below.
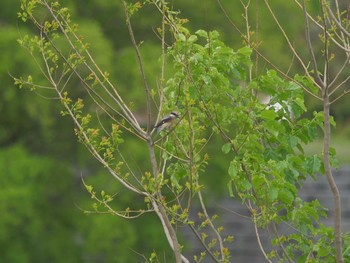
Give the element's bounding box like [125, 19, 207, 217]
[323, 91, 343, 263]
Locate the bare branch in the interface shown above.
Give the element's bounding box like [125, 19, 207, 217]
[41, 30, 145, 140]
[301, 0, 324, 88]
[326, 3, 350, 38]
[40, 42, 146, 196]
[329, 55, 350, 90]
[263, 0, 322, 90]
[150, 198, 189, 263]
[294, 0, 350, 52]
[197, 190, 226, 262]
[252, 214, 273, 263]
[42, 0, 145, 136]
[320, 1, 330, 87]
[121, 0, 152, 134]
[330, 87, 350, 104]
[216, 0, 322, 100]
[269, 222, 294, 263]
[187, 222, 221, 263]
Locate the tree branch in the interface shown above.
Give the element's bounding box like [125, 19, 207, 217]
[301, 0, 325, 88]
[122, 0, 152, 134]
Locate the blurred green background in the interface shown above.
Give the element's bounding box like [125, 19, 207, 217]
[1, 0, 349, 262]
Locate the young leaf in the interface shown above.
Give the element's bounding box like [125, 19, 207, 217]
[222, 143, 231, 154]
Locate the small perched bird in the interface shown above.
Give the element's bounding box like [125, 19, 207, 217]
[154, 111, 179, 134]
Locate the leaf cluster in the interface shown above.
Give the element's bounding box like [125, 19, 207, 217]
[161, 26, 336, 261]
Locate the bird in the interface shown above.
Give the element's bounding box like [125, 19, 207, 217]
[154, 111, 179, 134]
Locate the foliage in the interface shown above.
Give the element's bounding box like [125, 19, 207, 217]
[0, 26, 51, 149]
[0, 145, 80, 262]
[7, 0, 350, 262]
[163, 26, 335, 261]
[0, 144, 169, 262]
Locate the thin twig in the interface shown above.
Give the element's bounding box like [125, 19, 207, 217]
[122, 0, 152, 134]
[197, 189, 226, 262]
[330, 87, 350, 104]
[293, 0, 350, 52]
[252, 214, 273, 263]
[329, 55, 350, 91]
[42, 0, 144, 136]
[216, 0, 322, 100]
[187, 222, 221, 263]
[271, 223, 294, 263]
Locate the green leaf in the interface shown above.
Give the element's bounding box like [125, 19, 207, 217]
[227, 181, 234, 197]
[237, 46, 252, 57]
[294, 74, 319, 95]
[222, 143, 231, 154]
[187, 35, 198, 43]
[306, 155, 322, 174]
[329, 115, 336, 127]
[228, 161, 237, 179]
[195, 29, 207, 38]
[288, 135, 299, 148]
[295, 97, 307, 113]
[285, 81, 301, 91]
[177, 33, 186, 42]
[314, 111, 325, 128]
[209, 30, 220, 39]
[259, 109, 277, 121]
[278, 188, 294, 206]
[85, 184, 93, 193]
[306, 123, 318, 141]
[329, 147, 339, 169]
[241, 180, 252, 191]
[269, 187, 278, 201]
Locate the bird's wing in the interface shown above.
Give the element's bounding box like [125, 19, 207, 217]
[154, 115, 172, 128]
